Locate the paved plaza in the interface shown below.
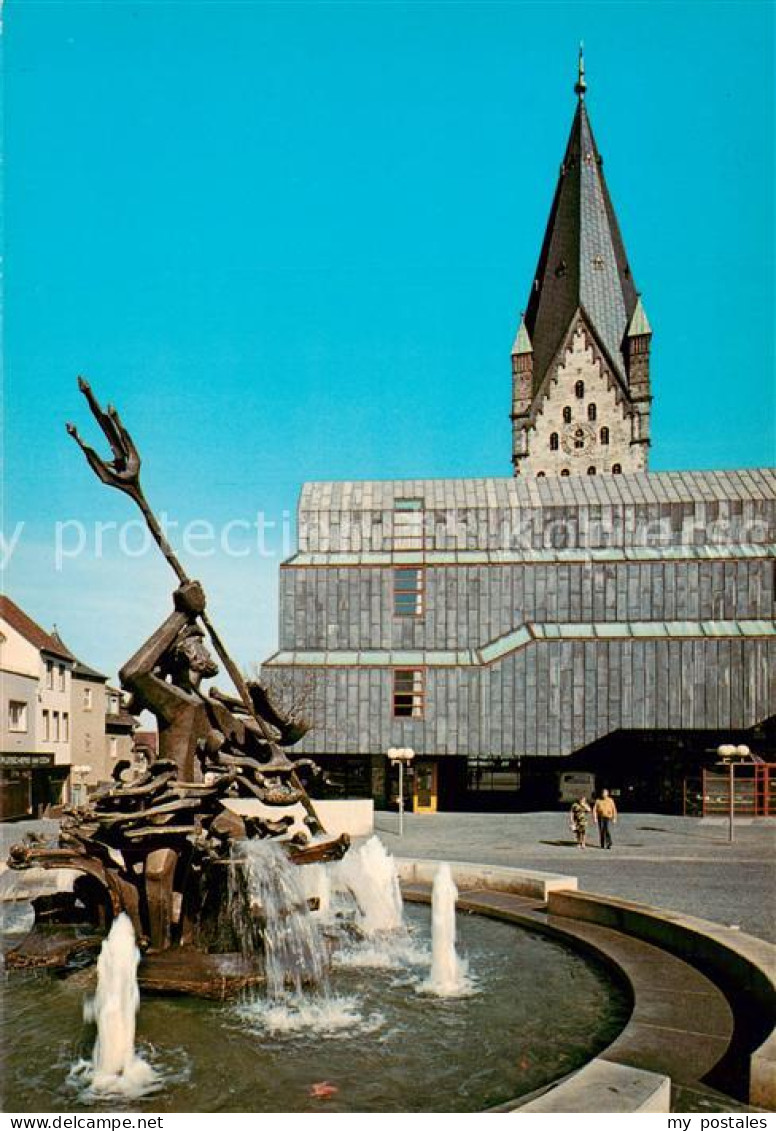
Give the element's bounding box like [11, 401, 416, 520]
[374, 810, 776, 943]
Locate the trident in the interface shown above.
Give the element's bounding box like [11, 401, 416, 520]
[66, 377, 318, 820]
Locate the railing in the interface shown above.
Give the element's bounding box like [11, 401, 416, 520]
[684, 764, 774, 817]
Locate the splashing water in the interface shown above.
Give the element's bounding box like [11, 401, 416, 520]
[228, 839, 329, 999]
[332, 837, 404, 936]
[299, 862, 332, 920]
[234, 992, 385, 1039]
[78, 913, 158, 1096]
[332, 933, 429, 971]
[423, 864, 471, 997]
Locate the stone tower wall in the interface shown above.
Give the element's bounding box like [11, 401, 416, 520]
[517, 324, 646, 478]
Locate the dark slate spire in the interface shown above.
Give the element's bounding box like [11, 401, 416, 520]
[523, 57, 639, 391]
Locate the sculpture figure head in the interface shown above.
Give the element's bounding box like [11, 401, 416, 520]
[162, 624, 219, 690]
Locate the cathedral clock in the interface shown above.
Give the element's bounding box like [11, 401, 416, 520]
[561, 423, 597, 456]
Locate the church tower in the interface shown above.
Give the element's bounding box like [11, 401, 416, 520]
[511, 50, 652, 478]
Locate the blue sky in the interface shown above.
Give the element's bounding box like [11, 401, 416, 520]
[4, 0, 774, 678]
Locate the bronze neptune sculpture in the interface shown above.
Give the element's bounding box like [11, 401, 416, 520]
[6, 379, 348, 995]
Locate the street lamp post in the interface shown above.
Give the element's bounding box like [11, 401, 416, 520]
[387, 747, 415, 837]
[717, 744, 750, 843]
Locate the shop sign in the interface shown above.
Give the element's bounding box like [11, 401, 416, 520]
[0, 753, 55, 768]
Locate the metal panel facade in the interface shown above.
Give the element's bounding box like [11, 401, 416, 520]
[265, 470, 776, 760]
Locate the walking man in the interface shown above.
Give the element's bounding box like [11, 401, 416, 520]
[594, 789, 618, 850]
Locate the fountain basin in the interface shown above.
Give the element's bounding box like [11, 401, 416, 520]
[400, 859, 776, 1112]
[1, 901, 630, 1113]
[10, 848, 766, 1112]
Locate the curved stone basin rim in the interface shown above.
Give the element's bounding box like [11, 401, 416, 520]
[397, 856, 776, 1113]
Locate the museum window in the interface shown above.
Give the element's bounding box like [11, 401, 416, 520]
[62, 713, 70, 742]
[46, 661, 54, 690]
[549, 432, 559, 451]
[612, 464, 622, 475]
[313, 754, 372, 799]
[588, 403, 597, 421]
[560, 468, 570, 477]
[83, 686, 93, 711]
[394, 568, 424, 617]
[53, 711, 60, 742]
[42, 709, 50, 741]
[393, 498, 424, 550]
[587, 466, 597, 475]
[58, 664, 66, 691]
[8, 701, 28, 733]
[109, 736, 118, 759]
[536, 471, 546, 477]
[467, 757, 521, 792]
[600, 426, 610, 445]
[393, 669, 424, 718]
[575, 380, 585, 398]
[562, 406, 572, 424]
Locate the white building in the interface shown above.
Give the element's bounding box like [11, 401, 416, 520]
[1, 596, 75, 815]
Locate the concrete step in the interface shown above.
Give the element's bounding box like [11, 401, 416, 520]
[672, 1082, 771, 1113]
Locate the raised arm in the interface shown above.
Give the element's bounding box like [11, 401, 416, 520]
[119, 581, 207, 686]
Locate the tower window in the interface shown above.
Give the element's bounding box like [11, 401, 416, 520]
[555, 259, 567, 278]
[574, 428, 585, 449]
[549, 432, 559, 451]
[563, 406, 572, 424]
[588, 403, 597, 422]
[600, 426, 610, 445]
[393, 669, 425, 718]
[560, 469, 570, 477]
[575, 381, 584, 399]
[394, 568, 424, 617]
[612, 464, 622, 475]
[393, 498, 424, 550]
[593, 255, 604, 270]
[587, 466, 597, 476]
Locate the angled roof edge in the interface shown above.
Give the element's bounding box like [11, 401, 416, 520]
[0, 596, 75, 662]
[628, 296, 652, 337]
[521, 307, 631, 432]
[511, 317, 533, 356]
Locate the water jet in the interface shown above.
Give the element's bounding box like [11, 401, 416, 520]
[424, 863, 470, 997]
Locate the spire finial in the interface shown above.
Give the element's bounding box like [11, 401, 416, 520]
[574, 42, 587, 100]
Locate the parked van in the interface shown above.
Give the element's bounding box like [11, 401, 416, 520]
[558, 771, 596, 804]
